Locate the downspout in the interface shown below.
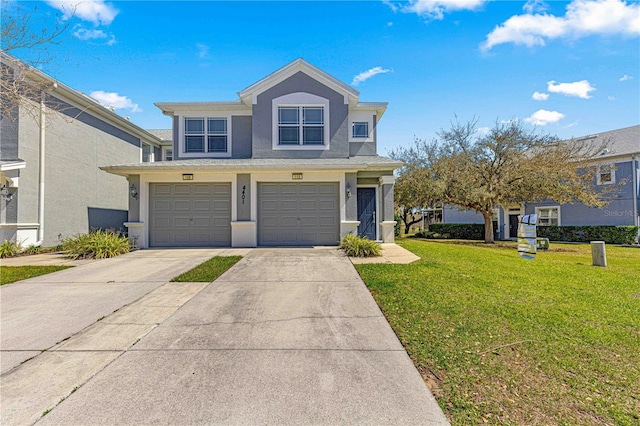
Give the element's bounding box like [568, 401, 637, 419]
[35, 91, 46, 246]
[633, 155, 639, 237]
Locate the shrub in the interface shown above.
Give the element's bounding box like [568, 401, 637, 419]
[414, 230, 451, 239]
[63, 229, 132, 259]
[0, 239, 21, 258]
[339, 233, 382, 257]
[537, 225, 639, 245]
[22, 245, 42, 255]
[394, 214, 402, 237]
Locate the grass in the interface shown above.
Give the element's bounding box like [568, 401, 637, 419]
[354, 239, 640, 425]
[1, 265, 72, 285]
[171, 256, 242, 282]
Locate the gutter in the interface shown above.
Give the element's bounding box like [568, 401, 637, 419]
[633, 155, 639, 229]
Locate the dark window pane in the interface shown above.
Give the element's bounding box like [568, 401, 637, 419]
[185, 135, 204, 152]
[208, 119, 226, 134]
[208, 135, 227, 152]
[278, 107, 299, 125]
[279, 127, 299, 144]
[303, 107, 323, 124]
[303, 126, 324, 144]
[185, 118, 204, 134]
[352, 122, 368, 138]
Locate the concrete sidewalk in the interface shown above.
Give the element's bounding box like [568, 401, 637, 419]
[0, 248, 250, 374]
[7, 248, 448, 425]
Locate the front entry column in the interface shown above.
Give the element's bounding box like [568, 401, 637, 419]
[379, 175, 396, 243]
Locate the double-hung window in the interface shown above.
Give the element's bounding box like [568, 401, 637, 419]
[184, 117, 228, 154]
[537, 207, 559, 226]
[277, 106, 324, 146]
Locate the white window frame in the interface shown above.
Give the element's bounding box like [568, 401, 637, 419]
[348, 112, 374, 143]
[535, 206, 561, 226]
[597, 163, 615, 185]
[352, 121, 369, 139]
[142, 143, 153, 163]
[272, 92, 330, 151]
[179, 115, 232, 158]
[163, 147, 173, 162]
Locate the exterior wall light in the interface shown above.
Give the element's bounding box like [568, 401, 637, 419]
[1, 185, 13, 202]
[129, 184, 139, 200]
[346, 182, 352, 199]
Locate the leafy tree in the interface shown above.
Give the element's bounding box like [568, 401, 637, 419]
[392, 118, 608, 243]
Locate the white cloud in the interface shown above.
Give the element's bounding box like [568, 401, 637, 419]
[352, 67, 391, 86]
[90, 91, 141, 113]
[532, 91, 549, 101]
[619, 74, 633, 81]
[608, 95, 617, 100]
[73, 27, 107, 41]
[45, 0, 119, 26]
[196, 43, 210, 59]
[524, 109, 565, 125]
[547, 80, 595, 98]
[389, 0, 486, 21]
[523, 0, 549, 14]
[481, 0, 640, 51]
[476, 126, 491, 136]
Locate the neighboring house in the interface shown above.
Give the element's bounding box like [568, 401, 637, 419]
[146, 129, 174, 162]
[439, 125, 640, 240]
[0, 52, 163, 247]
[102, 59, 402, 248]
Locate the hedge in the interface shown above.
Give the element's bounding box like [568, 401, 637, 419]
[421, 223, 498, 240]
[537, 225, 639, 245]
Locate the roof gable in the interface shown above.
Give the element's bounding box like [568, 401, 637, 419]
[238, 58, 359, 106]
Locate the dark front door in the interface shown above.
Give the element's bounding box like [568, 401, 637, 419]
[357, 188, 376, 240]
[509, 214, 520, 238]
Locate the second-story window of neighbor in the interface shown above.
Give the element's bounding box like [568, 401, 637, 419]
[142, 144, 151, 162]
[278, 106, 324, 145]
[184, 117, 227, 153]
[352, 122, 369, 138]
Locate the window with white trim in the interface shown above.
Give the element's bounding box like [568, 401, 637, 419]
[352, 122, 369, 138]
[597, 164, 615, 185]
[142, 144, 152, 162]
[536, 207, 560, 226]
[184, 117, 228, 154]
[277, 106, 324, 146]
[164, 149, 173, 161]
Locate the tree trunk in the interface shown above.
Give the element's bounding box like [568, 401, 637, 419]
[482, 211, 495, 243]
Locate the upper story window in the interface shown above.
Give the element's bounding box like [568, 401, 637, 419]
[181, 117, 231, 157]
[142, 144, 152, 162]
[164, 148, 173, 161]
[597, 164, 615, 185]
[352, 122, 369, 138]
[272, 92, 330, 151]
[278, 106, 324, 145]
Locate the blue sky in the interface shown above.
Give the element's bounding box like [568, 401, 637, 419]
[6, 0, 640, 154]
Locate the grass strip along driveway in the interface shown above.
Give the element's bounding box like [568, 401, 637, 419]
[171, 256, 242, 282]
[354, 239, 639, 425]
[0, 266, 72, 285]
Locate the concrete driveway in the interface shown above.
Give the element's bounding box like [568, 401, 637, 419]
[2, 248, 448, 425]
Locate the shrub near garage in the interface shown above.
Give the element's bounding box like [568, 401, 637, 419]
[63, 229, 132, 259]
[339, 233, 382, 257]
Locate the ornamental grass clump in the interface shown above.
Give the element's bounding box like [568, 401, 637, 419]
[63, 229, 132, 259]
[339, 233, 382, 257]
[0, 239, 21, 258]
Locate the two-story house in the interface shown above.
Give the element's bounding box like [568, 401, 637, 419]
[102, 59, 401, 248]
[0, 52, 163, 247]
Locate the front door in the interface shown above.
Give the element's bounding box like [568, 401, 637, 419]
[509, 214, 520, 238]
[357, 188, 376, 240]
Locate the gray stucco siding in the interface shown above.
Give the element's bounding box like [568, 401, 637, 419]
[525, 200, 636, 226]
[443, 206, 485, 224]
[0, 107, 19, 160]
[232, 116, 252, 158]
[236, 173, 251, 221]
[252, 71, 349, 159]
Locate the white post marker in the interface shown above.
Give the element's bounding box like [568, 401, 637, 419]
[591, 241, 607, 267]
[517, 214, 537, 260]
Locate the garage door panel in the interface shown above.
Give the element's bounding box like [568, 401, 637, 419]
[149, 183, 230, 247]
[258, 182, 339, 246]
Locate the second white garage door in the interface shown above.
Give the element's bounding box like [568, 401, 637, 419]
[258, 182, 340, 246]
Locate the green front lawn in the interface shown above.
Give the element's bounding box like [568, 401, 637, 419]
[355, 239, 640, 425]
[0, 265, 73, 285]
[171, 256, 242, 282]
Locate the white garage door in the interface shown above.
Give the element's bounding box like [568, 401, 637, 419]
[258, 182, 339, 246]
[149, 183, 231, 247]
